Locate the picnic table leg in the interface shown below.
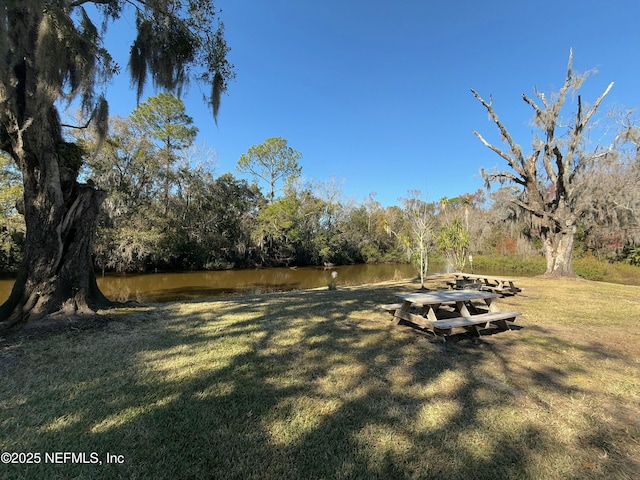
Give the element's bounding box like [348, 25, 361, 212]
[465, 300, 481, 315]
[455, 301, 472, 317]
[464, 324, 482, 337]
[393, 300, 413, 325]
[422, 305, 439, 323]
[484, 298, 500, 313]
[494, 318, 510, 331]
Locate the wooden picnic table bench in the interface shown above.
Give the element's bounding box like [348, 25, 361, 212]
[430, 310, 521, 336]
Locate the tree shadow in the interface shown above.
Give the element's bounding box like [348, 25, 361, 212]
[1, 284, 638, 479]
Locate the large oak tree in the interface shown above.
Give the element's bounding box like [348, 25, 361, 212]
[472, 50, 613, 276]
[0, 0, 234, 331]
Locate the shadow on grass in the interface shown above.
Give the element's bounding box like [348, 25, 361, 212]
[1, 284, 638, 479]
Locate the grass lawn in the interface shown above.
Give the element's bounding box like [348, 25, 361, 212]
[1, 276, 639, 479]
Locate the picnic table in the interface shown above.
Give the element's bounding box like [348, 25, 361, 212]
[447, 272, 522, 295]
[382, 290, 521, 340]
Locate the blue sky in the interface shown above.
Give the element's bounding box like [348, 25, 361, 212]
[98, 0, 640, 206]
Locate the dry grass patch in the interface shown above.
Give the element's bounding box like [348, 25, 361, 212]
[0, 277, 639, 479]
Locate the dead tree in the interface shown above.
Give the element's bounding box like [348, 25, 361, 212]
[472, 50, 613, 276]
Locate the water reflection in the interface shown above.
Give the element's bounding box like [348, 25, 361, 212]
[0, 264, 419, 304]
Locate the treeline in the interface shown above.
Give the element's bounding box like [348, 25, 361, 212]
[1, 94, 639, 274]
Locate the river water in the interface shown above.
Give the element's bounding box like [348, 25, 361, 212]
[0, 263, 423, 304]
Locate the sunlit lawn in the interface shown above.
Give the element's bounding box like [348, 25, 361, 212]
[1, 276, 639, 479]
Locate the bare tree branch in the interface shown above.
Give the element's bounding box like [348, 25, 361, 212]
[563, 82, 614, 178]
[523, 93, 559, 186]
[471, 89, 527, 179]
[522, 93, 544, 121]
[554, 145, 565, 196]
[472, 130, 525, 176]
[613, 199, 640, 215]
[510, 197, 547, 220]
[482, 170, 526, 187]
[534, 87, 551, 112]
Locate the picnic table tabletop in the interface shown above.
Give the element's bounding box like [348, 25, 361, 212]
[452, 272, 516, 282]
[396, 290, 501, 304]
[395, 290, 501, 323]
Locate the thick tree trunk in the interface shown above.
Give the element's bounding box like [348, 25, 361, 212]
[541, 225, 576, 277]
[0, 182, 111, 331]
[0, 111, 113, 332]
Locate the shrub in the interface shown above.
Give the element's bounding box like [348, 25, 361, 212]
[573, 254, 608, 281]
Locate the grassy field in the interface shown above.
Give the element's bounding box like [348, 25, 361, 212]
[1, 276, 639, 479]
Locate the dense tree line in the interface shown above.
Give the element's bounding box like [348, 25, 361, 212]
[1, 92, 639, 276]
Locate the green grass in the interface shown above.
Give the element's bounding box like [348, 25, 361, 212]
[1, 277, 639, 479]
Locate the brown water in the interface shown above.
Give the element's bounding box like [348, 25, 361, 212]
[0, 263, 420, 304]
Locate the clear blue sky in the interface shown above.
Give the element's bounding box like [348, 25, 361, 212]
[98, 0, 640, 206]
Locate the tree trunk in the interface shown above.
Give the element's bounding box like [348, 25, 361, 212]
[0, 108, 113, 332]
[541, 225, 576, 277]
[0, 186, 110, 329]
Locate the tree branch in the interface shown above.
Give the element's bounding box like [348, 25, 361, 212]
[613, 199, 639, 215]
[472, 130, 527, 182]
[472, 130, 514, 166]
[471, 89, 527, 179]
[521, 93, 543, 122]
[534, 87, 551, 112]
[61, 120, 91, 130]
[555, 48, 574, 114]
[541, 51, 574, 187]
[510, 197, 561, 228]
[563, 82, 614, 177]
[553, 145, 564, 195]
[482, 169, 527, 187]
[69, 0, 116, 7]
